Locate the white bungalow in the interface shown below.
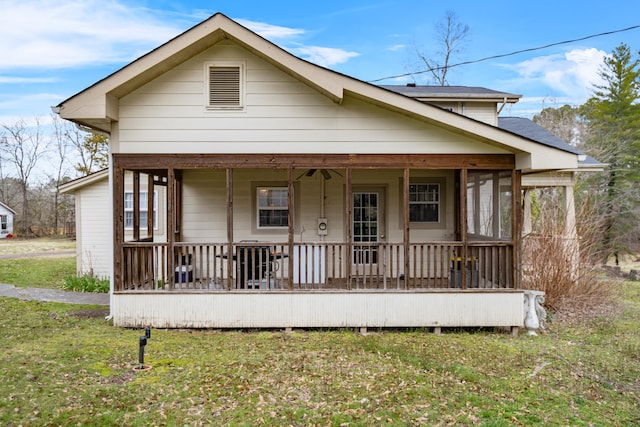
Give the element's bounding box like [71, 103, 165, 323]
[0, 201, 15, 238]
[56, 13, 595, 331]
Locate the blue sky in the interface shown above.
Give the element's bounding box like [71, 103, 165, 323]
[2, 0, 640, 125]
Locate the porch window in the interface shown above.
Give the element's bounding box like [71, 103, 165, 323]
[257, 187, 288, 228]
[409, 183, 440, 222]
[124, 191, 157, 230]
[206, 62, 244, 109]
[467, 171, 512, 240]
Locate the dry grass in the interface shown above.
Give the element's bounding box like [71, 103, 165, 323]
[0, 236, 75, 256]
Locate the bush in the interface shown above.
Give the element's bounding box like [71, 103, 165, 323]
[522, 189, 613, 312]
[62, 275, 109, 293]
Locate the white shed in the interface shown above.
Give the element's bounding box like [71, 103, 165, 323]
[0, 201, 15, 238]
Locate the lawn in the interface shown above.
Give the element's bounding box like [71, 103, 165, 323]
[0, 282, 638, 426]
[0, 237, 76, 288]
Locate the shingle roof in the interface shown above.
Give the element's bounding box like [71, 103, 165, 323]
[380, 85, 521, 102]
[498, 117, 603, 167]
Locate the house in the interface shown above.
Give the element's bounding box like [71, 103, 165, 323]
[56, 13, 595, 331]
[0, 201, 15, 238]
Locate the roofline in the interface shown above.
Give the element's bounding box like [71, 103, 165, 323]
[56, 13, 584, 170]
[58, 169, 109, 194]
[0, 201, 16, 215]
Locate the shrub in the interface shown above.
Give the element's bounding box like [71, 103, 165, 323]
[522, 189, 614, 312]
[62, 275, 109, 293]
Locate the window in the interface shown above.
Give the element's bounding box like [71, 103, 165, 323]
[409, 183, 440, 223]
[257, 187, 288, 228]
[1, 215, 6, 231]
[124, 191, 157, 230]
[206, 62, 244, 109]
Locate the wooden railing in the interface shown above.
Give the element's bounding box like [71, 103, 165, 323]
[118, 241, 515, 291]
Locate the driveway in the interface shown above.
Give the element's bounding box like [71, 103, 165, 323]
[0, 283, 109, 305]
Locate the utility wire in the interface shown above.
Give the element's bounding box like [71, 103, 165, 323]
[367, 24, 640, 83]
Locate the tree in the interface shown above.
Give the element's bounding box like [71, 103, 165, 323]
[579, 43, 640, 264]
[0, 119, 49, 235]
[533, 104, 588, 147]
[415, 10, 470, 85]
[65, 125, 109, 175]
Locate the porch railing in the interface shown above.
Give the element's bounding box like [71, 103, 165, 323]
[119, 241, 515, 292]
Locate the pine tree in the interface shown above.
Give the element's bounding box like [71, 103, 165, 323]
[580, 43, 640, 264]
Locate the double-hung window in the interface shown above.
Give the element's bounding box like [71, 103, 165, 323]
[257, 187, 288, 228]
[409, 183, 440, 223]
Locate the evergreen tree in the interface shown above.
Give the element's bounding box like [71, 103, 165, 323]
[580, 43, 640, 264]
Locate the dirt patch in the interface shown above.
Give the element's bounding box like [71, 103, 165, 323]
[68, 308, 110, 319]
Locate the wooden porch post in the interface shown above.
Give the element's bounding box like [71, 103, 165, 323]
[167, 168, 175, 289]
[345, 168, 352, 289]
[403, 168, 410, 290]
[226, 168, 234, 290]
[133, 171, 140, 241]
[460, 168, 468, 289]
[147, 174, 154, 238]
[513, 170, 522, 289]
[288, 167, 295, 290]
[113, 162, 124, 292]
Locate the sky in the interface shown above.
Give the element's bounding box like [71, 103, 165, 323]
[2, 0, 640, 127]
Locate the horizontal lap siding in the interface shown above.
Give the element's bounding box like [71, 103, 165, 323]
[78, 179, 112, 278]
[117, 41, 510, 155]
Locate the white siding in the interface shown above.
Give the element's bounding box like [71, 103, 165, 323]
[118, 40, 510, 156]
[76, 179, 112, 278]
[179, 169, 455, 244]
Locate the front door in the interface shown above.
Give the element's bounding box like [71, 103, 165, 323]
[352, 188, 385, 275]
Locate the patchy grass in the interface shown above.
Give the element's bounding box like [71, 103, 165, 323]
[0, 236, 75, 256]
[0, 282, 639, 426]
[0, 256, 76, 288]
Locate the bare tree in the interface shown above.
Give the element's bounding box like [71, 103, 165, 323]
[50, 114, 75, 233]
[415, 10, 470, 85]
[0, 119, 49, 235]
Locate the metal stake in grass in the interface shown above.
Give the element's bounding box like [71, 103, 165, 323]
[134, 326, 152, 371]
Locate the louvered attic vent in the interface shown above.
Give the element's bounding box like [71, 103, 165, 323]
[209, 66, 241, 107]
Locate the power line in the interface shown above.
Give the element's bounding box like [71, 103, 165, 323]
[367, 24, 640, 83]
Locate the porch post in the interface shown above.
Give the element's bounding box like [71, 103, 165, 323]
[288, 167, 295, 290]
[133, 171, 140, 241]
[522, 188, 532, 235]
[226, 168, 234, 290]
[167, 168, 175, 289]
[460, 168, 468, 289]
[345, 168, 352, 289]
[403, 168, 410, 290]
[113, 161, 124, 292]
[147, 174, 154, 238]
[514, 169, 522, 289]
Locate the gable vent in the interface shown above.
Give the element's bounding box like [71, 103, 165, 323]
[209, 66, 241, 107]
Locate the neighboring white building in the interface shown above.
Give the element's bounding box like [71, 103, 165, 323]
[0, 201, 15, 238]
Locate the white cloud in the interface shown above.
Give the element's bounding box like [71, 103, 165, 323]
[0, 76, 59, 84]
[387, 44, 406, 52]
[291, 46, 360, 67]
[235, 19, 305, 39]
[504, 48, 607, 104]
[0, 0, 183, 69]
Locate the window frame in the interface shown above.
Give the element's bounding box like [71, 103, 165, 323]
[204, 61, 246, 111]
[256, 186, 289, 230]
[399, 176, 447, 230]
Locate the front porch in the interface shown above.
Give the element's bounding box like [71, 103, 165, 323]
[112, 153, 525, 329]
